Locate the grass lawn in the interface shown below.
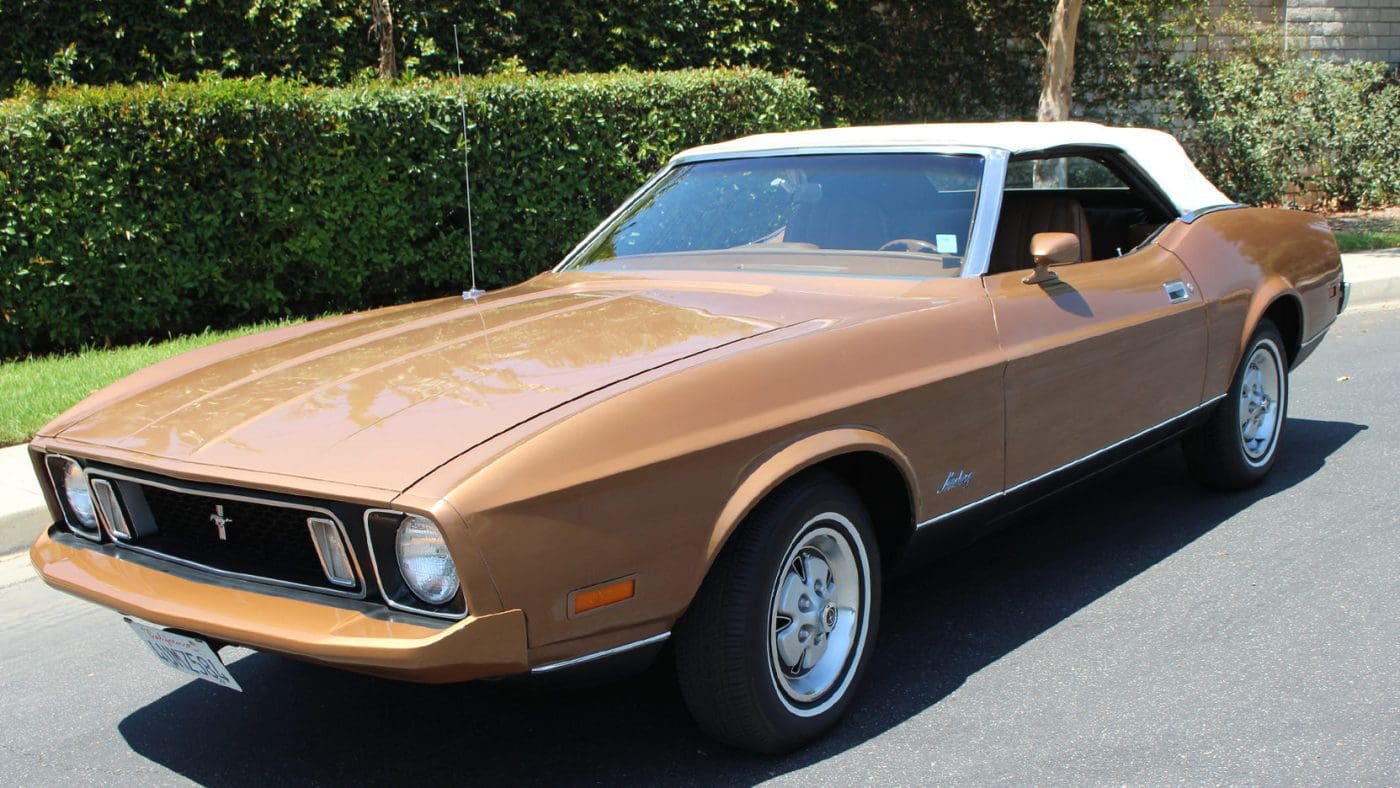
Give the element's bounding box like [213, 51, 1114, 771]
[1335, 230, 1400, 252]
[0, 321, 298, 447]
[1328, 208, 1400, 252]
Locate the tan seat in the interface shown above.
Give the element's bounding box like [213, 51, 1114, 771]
[988, 194, 1094, 274]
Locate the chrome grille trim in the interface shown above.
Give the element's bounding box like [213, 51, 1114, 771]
[89, 469, 369, 601]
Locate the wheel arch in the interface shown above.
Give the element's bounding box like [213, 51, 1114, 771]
[702, 429, 918, 583]
[1241, 282, 1304, 368]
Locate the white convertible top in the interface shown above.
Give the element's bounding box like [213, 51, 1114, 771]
[672, 121, 1233, 216]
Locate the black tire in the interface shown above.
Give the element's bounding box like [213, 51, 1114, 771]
[673, 472, 881, 754]
[1184, 319, 1289, 490]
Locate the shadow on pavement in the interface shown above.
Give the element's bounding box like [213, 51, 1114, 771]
[118, 417, 1365, 786]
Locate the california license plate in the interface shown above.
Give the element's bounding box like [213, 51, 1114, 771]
[126, 619, 243, 692]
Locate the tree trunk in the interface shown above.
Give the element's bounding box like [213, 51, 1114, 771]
[1034, 0, 1083, 188]
[370, 0, 398, 79]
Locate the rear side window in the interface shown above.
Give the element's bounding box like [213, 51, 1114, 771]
[1005, 156, 1127, 190]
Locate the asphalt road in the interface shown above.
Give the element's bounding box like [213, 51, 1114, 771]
[2, 306, 1397, 786]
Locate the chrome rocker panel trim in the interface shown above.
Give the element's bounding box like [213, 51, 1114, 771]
[915, 393, 1228, 531]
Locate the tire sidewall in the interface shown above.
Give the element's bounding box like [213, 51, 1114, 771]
[1230, 326, 1288, 474]
[739, 484, 881, 744]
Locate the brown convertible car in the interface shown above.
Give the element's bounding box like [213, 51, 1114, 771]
[28, 122, 1346, 752]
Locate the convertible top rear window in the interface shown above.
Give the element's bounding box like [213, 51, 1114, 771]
[567, 153, 985, 278]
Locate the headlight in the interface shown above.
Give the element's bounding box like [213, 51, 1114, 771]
[47, 456, 99, 536]
[395, 515, 459, 605]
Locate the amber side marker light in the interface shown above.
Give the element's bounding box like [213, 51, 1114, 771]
[572, 578, 636, 615]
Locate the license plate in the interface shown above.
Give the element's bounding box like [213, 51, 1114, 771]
[126, 619, 243, 692]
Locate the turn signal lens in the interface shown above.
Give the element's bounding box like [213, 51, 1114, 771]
[395, 515, 460, 605]
[90, 479, 131, 539]
[573, 578, 636, 615]
[307, 517, 356, 587]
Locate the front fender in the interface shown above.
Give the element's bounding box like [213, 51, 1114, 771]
[702, 427, 918, 571]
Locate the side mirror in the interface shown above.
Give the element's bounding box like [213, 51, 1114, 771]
[1022, 232, 1080, 285]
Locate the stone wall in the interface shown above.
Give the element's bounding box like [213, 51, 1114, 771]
[1285, 0, 1400, 65]
[1187, 1, 1400, 66]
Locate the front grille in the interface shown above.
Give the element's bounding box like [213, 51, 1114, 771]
[118, 483, 360, 595]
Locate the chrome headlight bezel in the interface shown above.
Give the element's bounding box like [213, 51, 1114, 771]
[363, 509, 467, 620]
[43, 454, 102, 541]
[395, 514, 461, 605]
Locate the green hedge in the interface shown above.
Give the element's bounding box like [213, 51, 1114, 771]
[0, 69, 818, 358]
[1178, 56, 1400, 209]
[0, 1, 1203, 124]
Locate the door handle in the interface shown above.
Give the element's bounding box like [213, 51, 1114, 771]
[1163, 280, 1191, 304]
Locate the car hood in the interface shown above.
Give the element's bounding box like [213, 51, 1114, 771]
[50, 274, 844, 492]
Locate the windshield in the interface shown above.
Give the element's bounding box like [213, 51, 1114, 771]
[566, 153, 985, 279]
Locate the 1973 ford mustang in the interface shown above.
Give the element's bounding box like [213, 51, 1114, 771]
[28, 122, 1346, 752]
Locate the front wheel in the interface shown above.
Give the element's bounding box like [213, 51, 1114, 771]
[1184, 319, 1289, 490]
[674, 473, 880, 753]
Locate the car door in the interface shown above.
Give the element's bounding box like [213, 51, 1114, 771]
[984, 155, 1209, 488]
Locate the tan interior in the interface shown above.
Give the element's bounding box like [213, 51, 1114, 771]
[989, 194, 1094, 274]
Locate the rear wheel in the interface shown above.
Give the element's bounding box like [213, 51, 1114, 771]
[1184, 319, 1289, 490]
[674, 473, 880, 754]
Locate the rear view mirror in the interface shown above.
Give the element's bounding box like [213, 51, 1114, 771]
[1023, 232, 1080, 285]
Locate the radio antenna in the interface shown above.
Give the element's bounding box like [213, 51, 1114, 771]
[454, 24, 484, 301]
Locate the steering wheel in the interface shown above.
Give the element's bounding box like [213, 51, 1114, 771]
[878, 238, 940, 254]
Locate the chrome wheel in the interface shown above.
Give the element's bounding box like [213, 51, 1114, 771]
[767, 514, 870, 716]
[1239, 339, 1284, 465]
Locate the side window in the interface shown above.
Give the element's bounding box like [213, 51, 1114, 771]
[1004, 157, 1126, 190]
[990, 153, 1171, 273]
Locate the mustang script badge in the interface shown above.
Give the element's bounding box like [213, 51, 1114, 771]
[936, 470, 974, 494]
[210, 504, 233, 541]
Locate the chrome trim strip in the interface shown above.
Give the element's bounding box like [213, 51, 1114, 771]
[912, 491, 1003, 530]
[915, 394, 1227, 530]
[363, 508, 469, 621]
[671, 144, 1005, 165]
[530, 632, 672, 674]
[963, 149, 1007, 278]
[554, 166, 673, 273]
[1004, 394, 1226, 495]
[1180, 204, 1245, 224]
[43, 453, 103, 542]
[91, 468, 368, 601]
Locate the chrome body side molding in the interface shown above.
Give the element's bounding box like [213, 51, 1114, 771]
[531, 632, 672, 674]
[915, 393, 1227, 531]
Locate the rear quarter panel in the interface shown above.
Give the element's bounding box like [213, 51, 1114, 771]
[1156, 207, 1343, 396]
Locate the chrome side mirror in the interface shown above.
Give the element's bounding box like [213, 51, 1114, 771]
[1022, 232, 1080, 285]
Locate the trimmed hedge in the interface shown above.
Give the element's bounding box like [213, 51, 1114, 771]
[0, 1, 1203, 124]
[0, 69, 818, 358]
[1178, 57, 1400, 209]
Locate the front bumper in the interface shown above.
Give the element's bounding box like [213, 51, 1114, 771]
[30, 528, 529, 683]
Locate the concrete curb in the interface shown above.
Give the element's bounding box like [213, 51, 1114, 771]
[0, 250, 1396, 558]
[0, 444, 45, 558]
[1342, 249, 1400, 308]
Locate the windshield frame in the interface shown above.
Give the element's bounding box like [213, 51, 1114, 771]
[555, 145, 1011, 279]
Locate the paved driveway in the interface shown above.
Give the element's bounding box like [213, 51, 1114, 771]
[2, 306, 1396, 786]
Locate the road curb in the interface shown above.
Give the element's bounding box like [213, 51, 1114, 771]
[1342, 250, 1399, 308]
[0, 507, 45, 558]
[1347, 275, 1400, 307]
[0, 443, 44, 558]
